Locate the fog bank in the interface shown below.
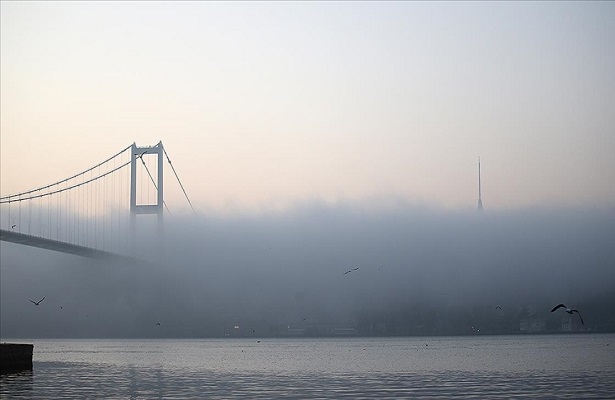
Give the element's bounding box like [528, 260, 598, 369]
[2, 203, 614, 338]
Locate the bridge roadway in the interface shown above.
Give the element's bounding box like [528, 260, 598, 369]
[0, 229, 134, 261]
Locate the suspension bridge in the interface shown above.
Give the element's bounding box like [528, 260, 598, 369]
[0, 142, 194, 261]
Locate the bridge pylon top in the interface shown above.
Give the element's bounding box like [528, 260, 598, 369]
[130, 141, 164, 217]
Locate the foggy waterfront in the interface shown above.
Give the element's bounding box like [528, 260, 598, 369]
[2, 207, 615, 339]
[2, 335, 614, 399]
[2, 2, 615, 397]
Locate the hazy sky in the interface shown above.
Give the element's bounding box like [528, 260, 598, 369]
[1, 1, 614, 212]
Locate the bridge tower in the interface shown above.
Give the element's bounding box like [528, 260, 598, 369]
[130, 141, 164, 252]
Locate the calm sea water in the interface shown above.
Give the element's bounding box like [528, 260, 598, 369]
[2, 335, 614, 399]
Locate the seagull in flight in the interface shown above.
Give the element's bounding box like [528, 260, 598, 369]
[11, 224, 16, 230]
[551, 304, 584, 325]
[156, 322, 161, 326]
[344, 267, 359, 275]
[495, 306, 502, 310]
[29, 297, 45, 306]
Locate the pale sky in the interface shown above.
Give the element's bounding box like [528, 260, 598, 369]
[1, 1, 614, 212]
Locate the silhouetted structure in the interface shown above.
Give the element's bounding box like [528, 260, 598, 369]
[1, 343, 33, 373]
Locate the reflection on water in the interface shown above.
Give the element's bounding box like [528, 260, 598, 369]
[3, 363, 615, 399]
[0, 370, 32, 398]
[1, 335, 615, 399]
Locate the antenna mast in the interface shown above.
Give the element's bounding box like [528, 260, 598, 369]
[477, 157, 483, 211]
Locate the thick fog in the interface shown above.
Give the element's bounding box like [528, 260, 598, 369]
[1, 202, 614, 338]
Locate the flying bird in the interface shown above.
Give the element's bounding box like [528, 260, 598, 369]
[11, 224, 16, 230]
[551, 304, 584, 325]
[343, 267, 359, 275]
[29, 297, 45, 306]
[156, 322, 161, 326]
[495, 306, 502, 310]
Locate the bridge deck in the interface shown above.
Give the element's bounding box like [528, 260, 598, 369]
[0, 229, 134, 261]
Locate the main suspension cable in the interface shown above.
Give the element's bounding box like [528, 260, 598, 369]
[0, 144, 132, 200]
[163, 147, 196, 213]
[138, 155, 171, 215]
[0, 160, 132, 204]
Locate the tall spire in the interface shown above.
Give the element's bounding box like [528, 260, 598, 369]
[477, 157, 483, 211]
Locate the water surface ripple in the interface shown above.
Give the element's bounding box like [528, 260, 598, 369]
[2, 335, 614, 399]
